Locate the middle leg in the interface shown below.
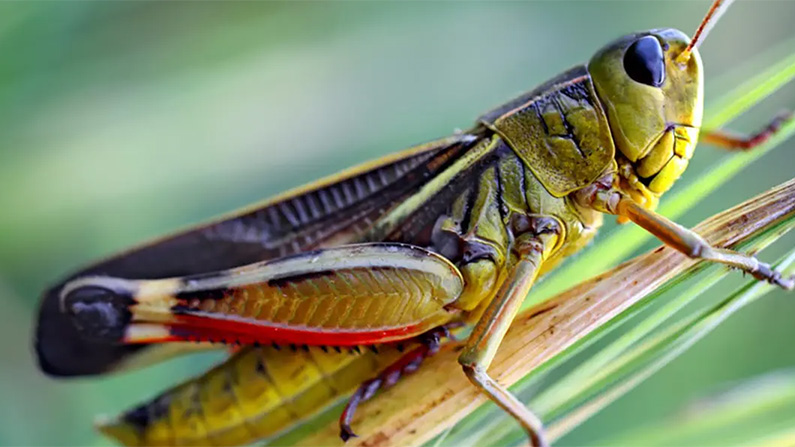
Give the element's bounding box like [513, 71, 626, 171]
[458, 216, 561, 447]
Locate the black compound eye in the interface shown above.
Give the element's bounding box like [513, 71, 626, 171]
[623, 36, 665, 87]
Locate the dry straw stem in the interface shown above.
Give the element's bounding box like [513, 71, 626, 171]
[295, 179, 795, 447]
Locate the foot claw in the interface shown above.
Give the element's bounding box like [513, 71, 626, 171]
[752, 263, 794, 290]
[774, 274, 795, 291]
[340, 425, 358, 442]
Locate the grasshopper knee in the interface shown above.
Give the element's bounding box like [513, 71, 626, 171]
[683, 235, 711, 259]
[459, 361, 486, 390]
[61, 284, 133, 342]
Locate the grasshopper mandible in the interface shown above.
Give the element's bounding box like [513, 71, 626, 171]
[34, 1, 792, 446]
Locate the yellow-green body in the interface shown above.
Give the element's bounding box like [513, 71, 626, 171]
[37, 27, 710, 447]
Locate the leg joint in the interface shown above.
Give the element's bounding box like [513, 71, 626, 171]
[460, 362, 485, 386]
[508, 214, 563, 258]
[508, 214, 562, 239]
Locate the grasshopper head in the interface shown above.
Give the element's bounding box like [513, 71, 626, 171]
[588, 29, 703, 200]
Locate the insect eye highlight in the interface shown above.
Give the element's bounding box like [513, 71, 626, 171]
[623, 36, 665, 87]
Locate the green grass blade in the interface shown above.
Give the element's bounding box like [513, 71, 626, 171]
[533, 269, 729, 419]
[596, 369, 795, 447]
[578, 257, 795, 446]
[533, 224, 792, 424]
[704, 37, 795, 129]
[548, 250, 795, 435]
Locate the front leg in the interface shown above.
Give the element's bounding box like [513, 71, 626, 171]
[579, 182, 793, 290]
[458, 216, 561, 447]
[617, 197, 794, 289]
[701, 110, 791, 151]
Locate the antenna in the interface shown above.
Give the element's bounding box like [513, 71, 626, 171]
[677, 0, 735, 64]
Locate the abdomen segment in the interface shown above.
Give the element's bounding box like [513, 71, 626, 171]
[98, 345, 405, 446]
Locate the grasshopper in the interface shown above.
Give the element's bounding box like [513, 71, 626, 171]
[34, 0, 793, 445]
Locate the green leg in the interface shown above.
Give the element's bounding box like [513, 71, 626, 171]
[618, 197, 794, 289]
[458, 228, 558, 447]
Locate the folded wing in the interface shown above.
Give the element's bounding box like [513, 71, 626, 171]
[62, 243, 464, 347]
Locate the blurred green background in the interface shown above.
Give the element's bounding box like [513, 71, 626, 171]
[1, 1, 794, 445]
